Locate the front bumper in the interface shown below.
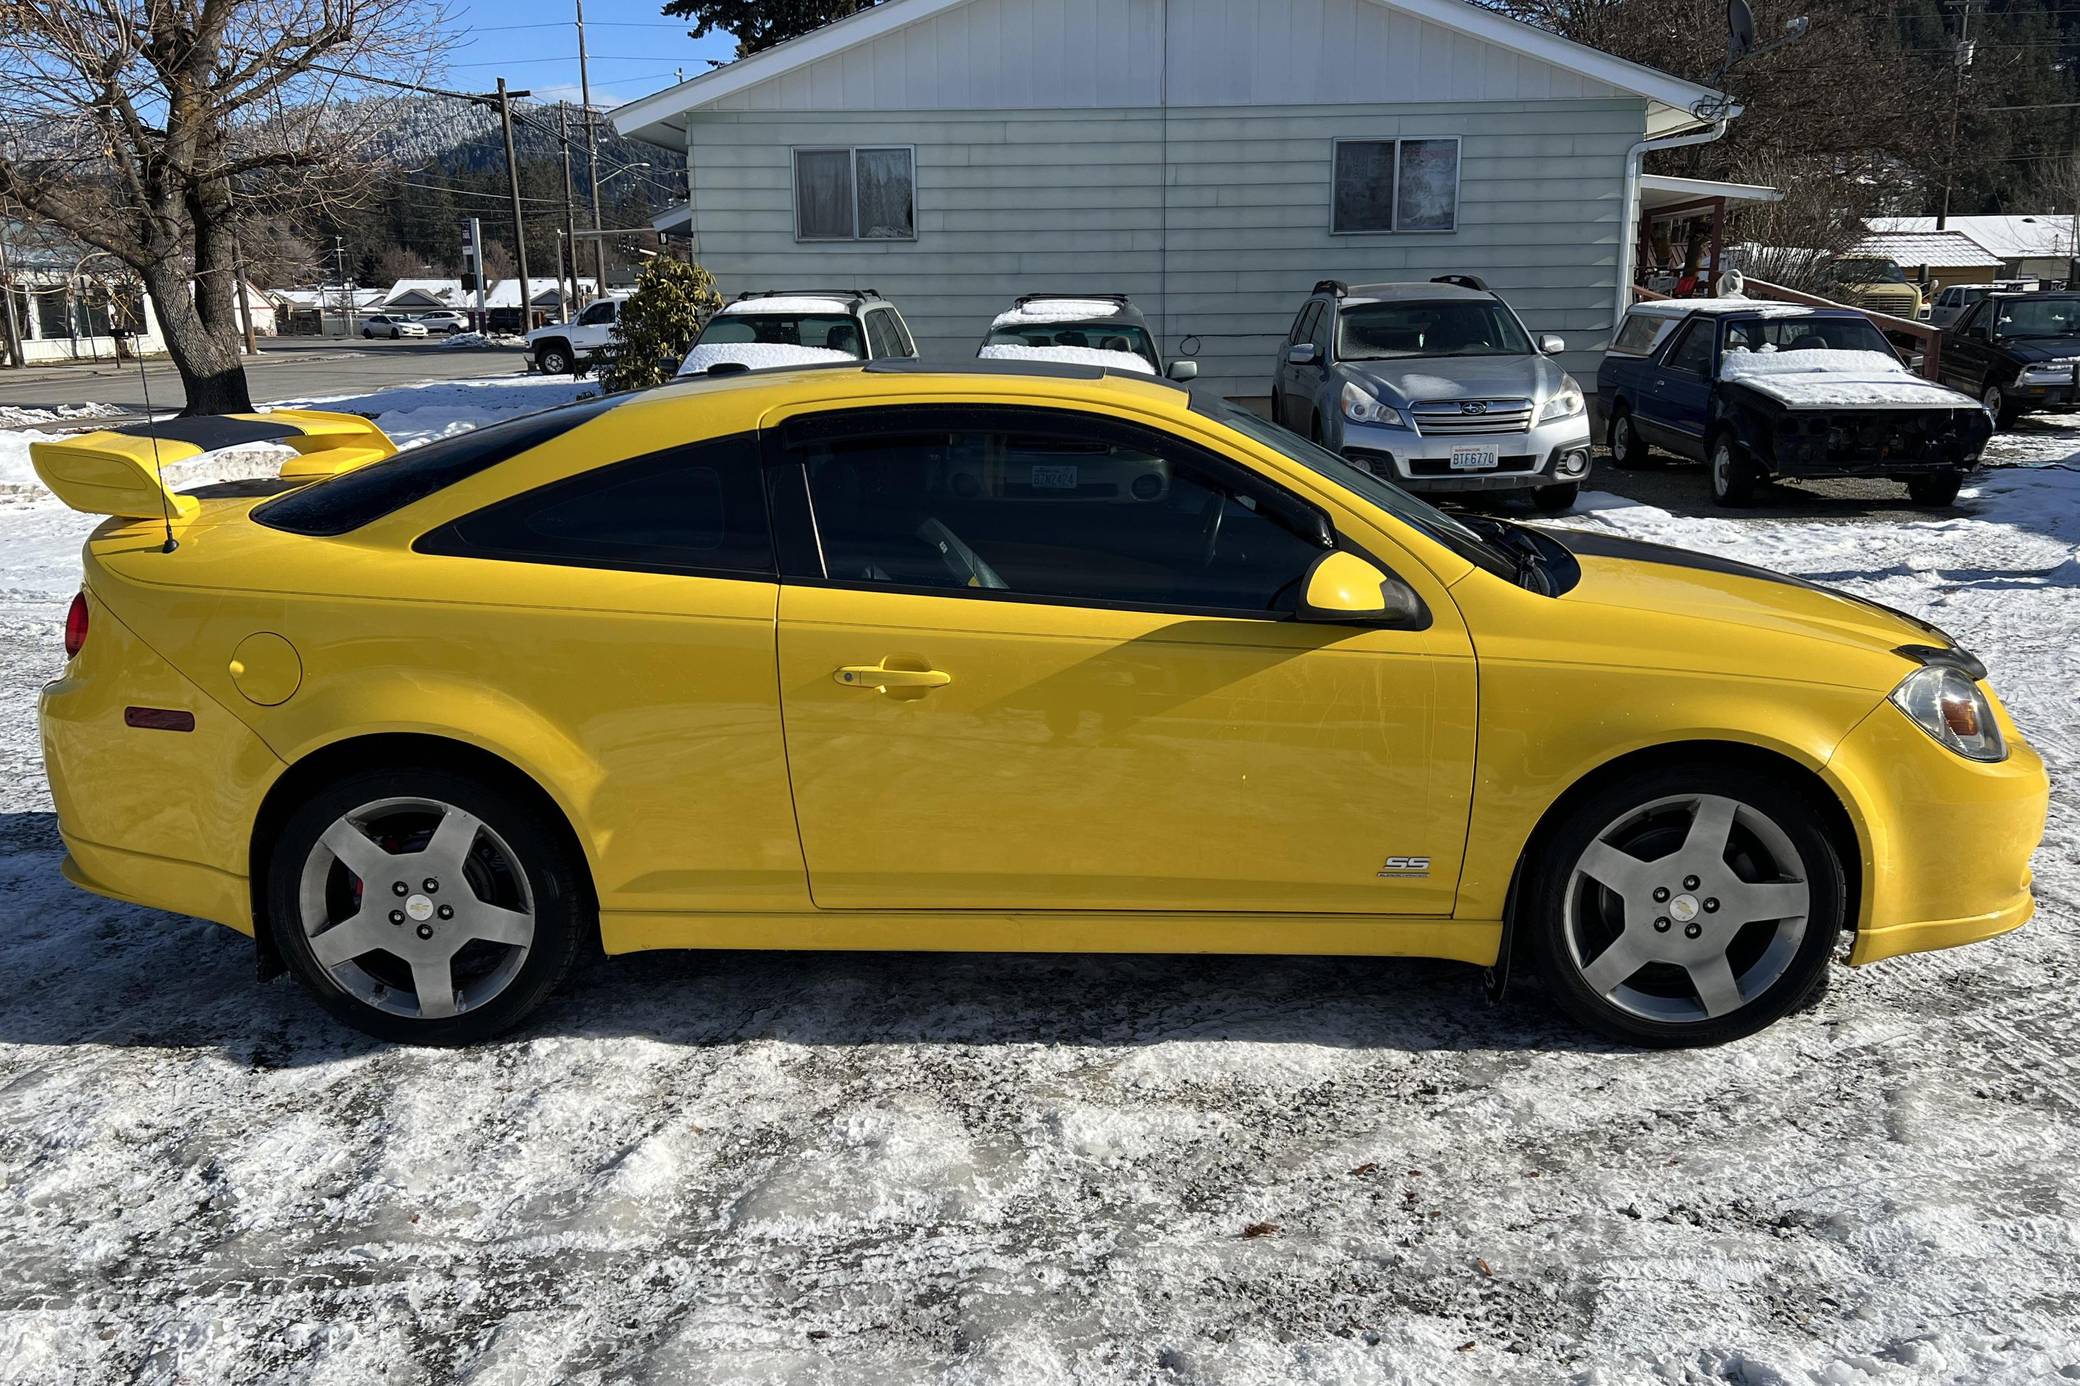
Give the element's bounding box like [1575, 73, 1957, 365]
[2012, 378, 2079, 411]
[1825, 694, 2049, 965]
[1334, 412, 1594, 493]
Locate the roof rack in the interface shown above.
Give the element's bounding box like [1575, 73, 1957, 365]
[1430, 274, 1490, 291]
[1313, 280, 1348, 298]
[731, 288, 882, 303]
[1012, 292, 1133, 307]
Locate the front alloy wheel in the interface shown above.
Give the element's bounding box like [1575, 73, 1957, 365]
[267, 768, 584, 1043]
[1528, 769, 1843, 1046]
[1709, 435, 1756, 506]
[1982, 383, 2016, 429]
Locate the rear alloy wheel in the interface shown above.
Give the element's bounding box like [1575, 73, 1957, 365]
[1531, 481, 1580, 512]
[1708, 434, 1757, 506]
[1528, 770, 1843, 1046]
[1906, 470, 1963, 507]
[266, 768, 585, 1044]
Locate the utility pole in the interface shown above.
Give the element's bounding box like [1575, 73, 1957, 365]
[560, 105, 584, 311]
[1938, 2, 1975, 230]
[497, 77, 533, 331]
[575, 0, 609, 292]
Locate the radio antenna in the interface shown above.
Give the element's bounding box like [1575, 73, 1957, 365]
[108, 275, 178, 554]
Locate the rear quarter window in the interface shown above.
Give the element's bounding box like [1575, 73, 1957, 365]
[253, 394, 626, 536]
[1609, 313, 1672, 356]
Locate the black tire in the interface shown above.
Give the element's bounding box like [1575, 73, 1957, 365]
[536, 341, 574, 375]
[1607, 407, 1655, 469]
[1708, 431, 1758, 506]
[1906, 470, 1963, 507]
[264, 765, 588, 1045]
[1524, 762, 1845, 1047]
[1981, 382, 2019, 430]
[1531, 481, 1580, 512]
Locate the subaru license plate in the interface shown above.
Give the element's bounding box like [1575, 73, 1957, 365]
[1449, 445, 1500, 471]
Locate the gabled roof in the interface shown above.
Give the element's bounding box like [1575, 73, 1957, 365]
[1855, 229, 2001, 269]
[613, 0, 1728, 145]
[1871, 214, 2075, 262]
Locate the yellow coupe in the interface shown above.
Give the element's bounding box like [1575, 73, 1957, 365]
[34, 364, 2048, 1046]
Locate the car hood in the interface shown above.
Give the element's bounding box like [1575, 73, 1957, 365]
[1994, 339, 2080, 366]
[1539, 527, 1956, 670]
[1342, 353, 1564, 406]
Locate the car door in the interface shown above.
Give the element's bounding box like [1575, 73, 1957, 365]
[1633, 317, 1714, 458]
[765, 402, 1478, 916]
[1276, 302, 1321, 426]
[1940, 301, 1993, 391]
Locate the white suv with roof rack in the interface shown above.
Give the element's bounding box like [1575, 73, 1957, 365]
[979, 294, 1198, 381]
[677, 289, 917, 376]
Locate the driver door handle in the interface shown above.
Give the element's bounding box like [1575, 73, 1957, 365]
[834, 664, 952, 691]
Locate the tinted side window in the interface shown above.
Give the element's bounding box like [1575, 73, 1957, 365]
[1663, 320, 1714, 376]
[863, 311, 898, 359]
[1310, 303, 1334, 355]
[791, 414, 1328, 616]
[417, 433, 772, 577]
[888, 312, 916, 356]
[579, 301, 615, 325]
[256, 394, 628, 536]
[1288, 303, 1315, 345]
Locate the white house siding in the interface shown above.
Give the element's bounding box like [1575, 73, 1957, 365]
[679, 99, 1642, 396]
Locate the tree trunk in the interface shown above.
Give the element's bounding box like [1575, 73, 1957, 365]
[139, 258, 252, 415]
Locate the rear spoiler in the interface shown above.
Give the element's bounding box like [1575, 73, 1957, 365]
[30, 409, 396, 522]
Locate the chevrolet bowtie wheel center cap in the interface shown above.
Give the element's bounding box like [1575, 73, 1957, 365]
[405, 894, 435, 922]
[1669, 894, 1700, 924]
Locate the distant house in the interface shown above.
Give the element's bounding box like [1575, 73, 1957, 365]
[483, 276, 599, 331]
[1872, 215, 2076, 284]
[381, 278, 468, 311]
[611, 0, 1733, 396]
[1854, 229, 2002, 293]
[273, 286, 387, 336]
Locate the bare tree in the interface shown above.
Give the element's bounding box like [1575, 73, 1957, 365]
[0, 0, 450, 412]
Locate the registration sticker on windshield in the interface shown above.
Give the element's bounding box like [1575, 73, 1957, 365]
[1449, 446, 1500, 471]
[1030, 464, 1078, 489]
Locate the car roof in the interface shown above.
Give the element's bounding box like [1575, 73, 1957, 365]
[1625, 298, 1827, 320]
[993, 294, 1147, 328]
[1339, 282, 1495, 304]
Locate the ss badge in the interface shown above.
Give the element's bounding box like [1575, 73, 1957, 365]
[1377, 855, 1431, 878]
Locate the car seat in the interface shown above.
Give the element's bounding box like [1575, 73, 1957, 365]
[825, 323, 862, 356]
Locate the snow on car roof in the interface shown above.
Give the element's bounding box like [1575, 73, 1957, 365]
[1629, 296, 1818, 319]
[978, 343, 1155, 374]
[677, 342, 859, 375]
[991, 298, 1135, 328]
[719, 295, 856, 316]
[1720, 347, 1973, 410]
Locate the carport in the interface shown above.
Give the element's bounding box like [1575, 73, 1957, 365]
[1635, 173, 1784, 294]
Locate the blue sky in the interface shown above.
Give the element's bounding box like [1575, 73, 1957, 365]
[443, 0, 740, 110]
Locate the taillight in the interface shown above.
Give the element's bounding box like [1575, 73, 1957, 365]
[64, 591, 88, 659]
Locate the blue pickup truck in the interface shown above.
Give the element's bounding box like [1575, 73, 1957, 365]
[1597, 300, 1992, 507]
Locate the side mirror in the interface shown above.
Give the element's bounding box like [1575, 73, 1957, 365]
[1296, 550, 1425, 625]
[1539, 334, 1566, 355]
[1166, 359, 1199, 382]
[1285, 343, 1318, 366]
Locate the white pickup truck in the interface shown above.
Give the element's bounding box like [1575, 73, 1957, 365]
[525, 295, 628, 374]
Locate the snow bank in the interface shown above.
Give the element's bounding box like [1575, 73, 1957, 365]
[676, 342, 858, 376]
[0, 401, 124, 428]
[990, 298, 1129, 328]
[978, 343, 1155, 374]
[437, 331, 522, 350]
[1721, 348, 1980, 409]
[719, 295, 855, 316]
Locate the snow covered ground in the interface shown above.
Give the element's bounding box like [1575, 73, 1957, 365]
[0, 379, 2075, 1384]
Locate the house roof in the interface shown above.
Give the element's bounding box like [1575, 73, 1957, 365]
[612, 0, 1729, 145]
[382, 277, 466, 306]
[1639, 174, 1783, 213]
[1870, 214, 2075, 262]
[484, 277, 585, 308]
[1854, 229, 2001, 270]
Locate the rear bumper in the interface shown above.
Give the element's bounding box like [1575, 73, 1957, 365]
[60, 835, 253, 935]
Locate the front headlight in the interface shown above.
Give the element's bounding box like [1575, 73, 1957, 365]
[1539, 376, 1586, 423]
[1889, 663, 2006, 762]
[1340, 380, 1408, 428]
[2023, 360, 2077, 381]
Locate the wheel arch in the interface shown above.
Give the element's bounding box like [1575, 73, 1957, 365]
[248, 731, 599, 977]
[1490, 738, 1865, 995]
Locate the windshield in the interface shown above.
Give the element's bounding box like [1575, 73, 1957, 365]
[1990, 297, 2080, 339]
[1719, 316, 1899, 358]
[1833, 259, 1906, 284]
[1336, 301, 1533, 360]
[985, 321, 1159, 369]
[700, 313, 866, 357]
[1202, 399, 1518, 581]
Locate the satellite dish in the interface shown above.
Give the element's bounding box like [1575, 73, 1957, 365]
[1728, 0, 1758, 59]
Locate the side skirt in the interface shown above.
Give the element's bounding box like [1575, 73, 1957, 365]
[601, 910, 1503, 966]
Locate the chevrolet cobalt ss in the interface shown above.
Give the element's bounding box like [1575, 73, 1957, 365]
[33, 364, 2047, 1046]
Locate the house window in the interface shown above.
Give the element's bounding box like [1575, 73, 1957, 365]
[1331, 138, 1461, 234]
[794, 146, 916, 241]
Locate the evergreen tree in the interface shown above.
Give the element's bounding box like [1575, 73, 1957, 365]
[600, 256, 724, 393]
[659, 0, 878, 56]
